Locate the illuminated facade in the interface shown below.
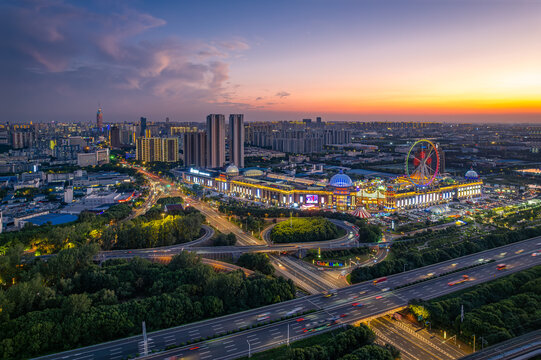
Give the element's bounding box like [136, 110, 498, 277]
[136, 137, 179, 163]
[180, 168, 482, 212]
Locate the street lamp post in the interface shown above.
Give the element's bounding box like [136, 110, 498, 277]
[247, 340, 251, 358]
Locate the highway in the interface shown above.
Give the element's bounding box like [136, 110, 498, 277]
[458, 329, 541, 360]
[90, 218, 359, 262]
[185, 197, 264, 246]
[371, 316, 466, 360]
[35, 236, 541, 360]
[270, 254, 337, 294]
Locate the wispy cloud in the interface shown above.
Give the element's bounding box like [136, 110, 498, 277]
[275, 91, 291, 98]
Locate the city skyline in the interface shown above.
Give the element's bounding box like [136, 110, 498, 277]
[1, 0, 541, 123]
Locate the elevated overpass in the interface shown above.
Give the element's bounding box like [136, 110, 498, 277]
[35, 236, 541, 360]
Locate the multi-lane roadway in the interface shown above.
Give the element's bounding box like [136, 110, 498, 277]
[35, 236, 541, 360]
[458, 329, 541, 360]
[371, 316, 466, 360]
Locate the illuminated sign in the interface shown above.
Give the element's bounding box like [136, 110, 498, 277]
[315, 260, 344, 267]
[190, 168, 211, 177]
[306, 194, 319, 204]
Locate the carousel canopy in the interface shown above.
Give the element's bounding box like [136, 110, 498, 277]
[351, 206, 371, 218]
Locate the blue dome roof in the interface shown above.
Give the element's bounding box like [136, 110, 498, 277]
[465, 169, 479, 179]
[329, 172, 353, 187]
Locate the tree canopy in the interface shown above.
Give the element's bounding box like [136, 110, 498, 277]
[409, 266, 541, 348]
[0, 247, 296, 359]
[270, 217, 342, 243]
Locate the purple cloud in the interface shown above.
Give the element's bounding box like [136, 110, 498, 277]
[275, 91, 291, 98]
[0, 0, 249, 122]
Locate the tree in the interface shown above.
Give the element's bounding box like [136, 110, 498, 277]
[213, 233, 237, 246]
[168, 251, 201, 270]
[237, 253, 274, 275]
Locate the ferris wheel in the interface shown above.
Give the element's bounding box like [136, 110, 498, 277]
[405, 139, 440, 187]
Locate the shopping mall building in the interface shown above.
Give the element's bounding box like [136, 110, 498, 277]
[178, 166, 483, 212]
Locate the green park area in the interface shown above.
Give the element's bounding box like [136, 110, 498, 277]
[217, 203, 381, 243]
[409, 266, 541, 349]
[270, 217, 345, 243]
[238, 324, 399, 360]
[0, 248, 295, 359]
[0, 197, 203, 256]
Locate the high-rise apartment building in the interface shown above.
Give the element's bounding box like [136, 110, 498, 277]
[136, 137, 179, 163]
[110, 126, 121, 148]
[438, 144, 446, 174]
[206, 114, 225, 168]
[229, 114, 244, 168]
[12, 130, 34, 149]
[140, 117, 147, 137]
[97, 108, 103, 131]
[183, 131, 207, 168]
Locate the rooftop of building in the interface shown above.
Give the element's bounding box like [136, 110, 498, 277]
[22, 213, 78, 226]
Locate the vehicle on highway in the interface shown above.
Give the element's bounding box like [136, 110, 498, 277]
[381, 287, 390, 292]
[373, 277, 387, 285]
[296, 317, 305, 322]
[315, 324, 330, 331]
[359, 290, 367, 295]
[448, 274, 469, 286]
[532, 251, 541, 256]
[256, 313, 270, 322]
[323, 289, 338, 297]
[496, 264, 507, 270]
[375, 295, 383, 299]
[515, 249, 524, 254]
[352, 302, 364, 307]
[328, 316, 340, 324]
[286, 307, 303, 316]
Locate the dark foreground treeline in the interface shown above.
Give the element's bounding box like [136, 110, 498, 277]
[0, 246, 295, 359]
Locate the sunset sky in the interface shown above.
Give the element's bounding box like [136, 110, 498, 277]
[1, 0, 541, 123]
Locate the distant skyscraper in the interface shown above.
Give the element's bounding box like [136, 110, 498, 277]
[96, 108, 103, 131]
[140, 117, 147, 137]
[438, 144, 446, 174]
[110, 126, 121, 149]
[229, 114, 244, 168]
[206, 114, 225, 168]
[183, 131, 207, 168]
